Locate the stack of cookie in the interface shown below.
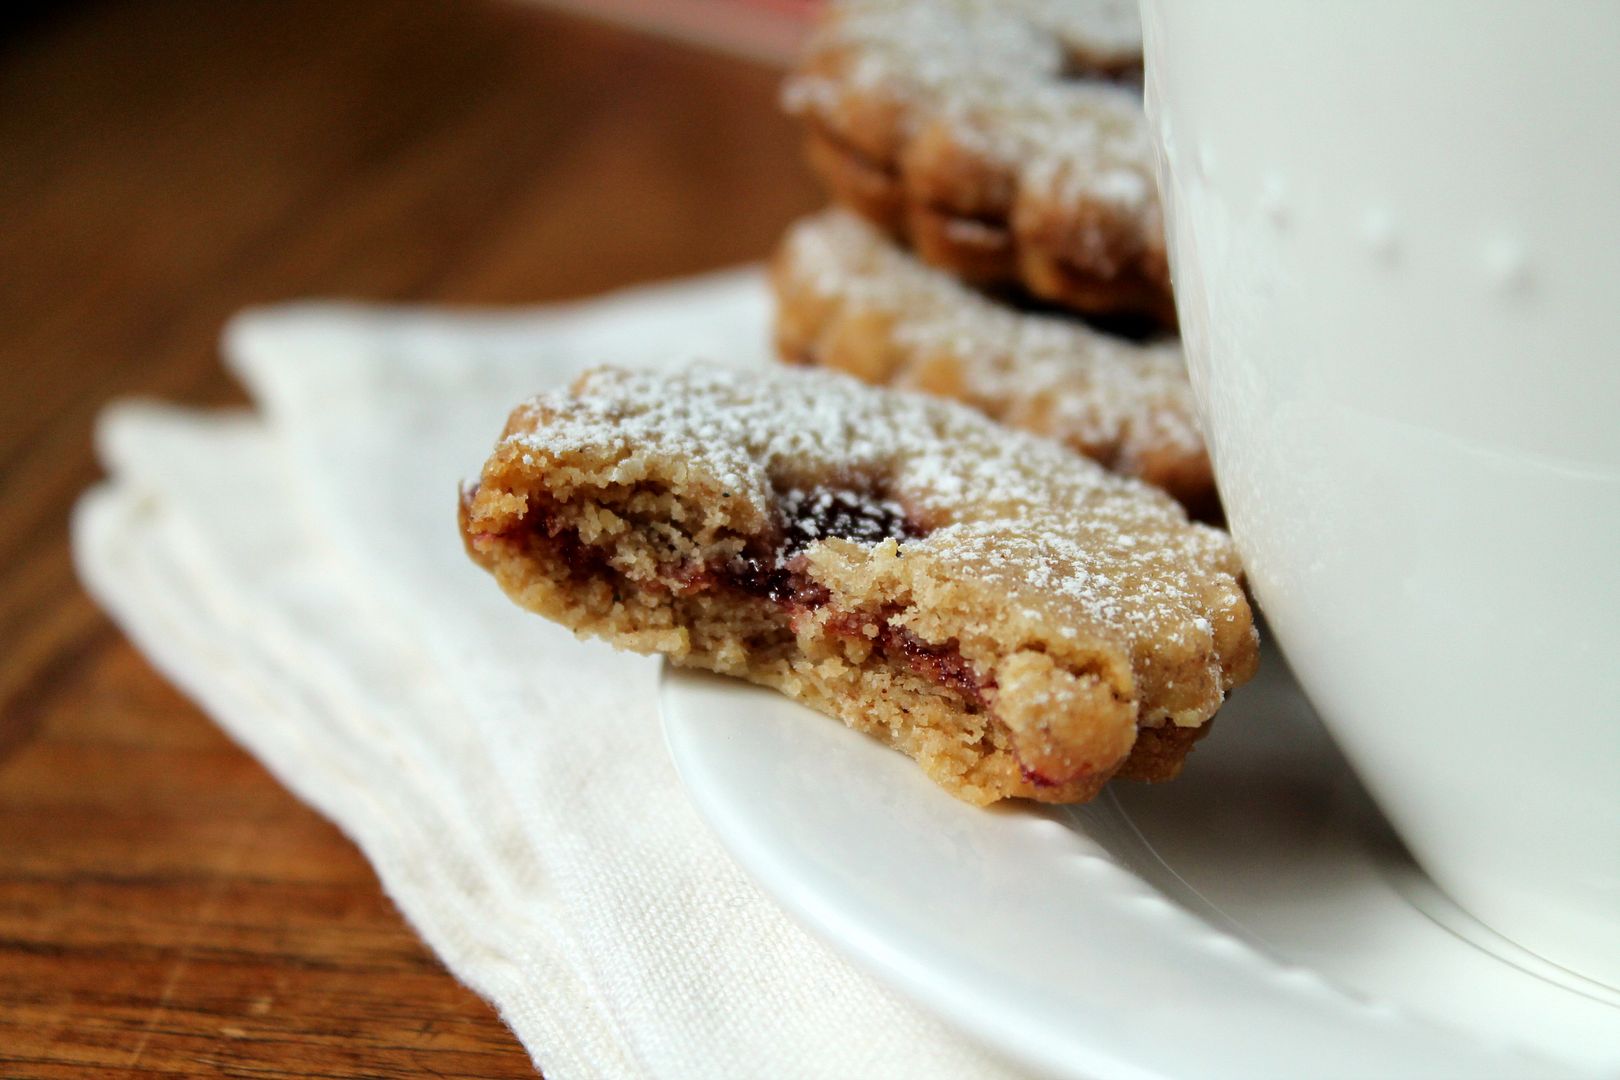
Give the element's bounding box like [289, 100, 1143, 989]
[773, 0, 1212, 513]
[457, 0, 1259, 809]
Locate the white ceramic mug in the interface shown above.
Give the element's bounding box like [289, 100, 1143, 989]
[1142, 0, 1620, 987]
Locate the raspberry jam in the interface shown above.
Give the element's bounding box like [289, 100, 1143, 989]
[821, 610, 994, 713]
[498, 483, 994, 714]
[725, 485, 921, 603]
[777, 485, 916, 558]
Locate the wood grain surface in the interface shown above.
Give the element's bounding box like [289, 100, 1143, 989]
[0, 1, 819, 1074]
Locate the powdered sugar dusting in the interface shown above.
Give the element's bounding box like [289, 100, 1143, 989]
[779, 209, 1202, 471]
[500, 364, 1240, 650]
[783, 0, 1155, 210]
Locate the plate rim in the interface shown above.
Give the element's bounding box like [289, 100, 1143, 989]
[658, 663, 1600, 1080]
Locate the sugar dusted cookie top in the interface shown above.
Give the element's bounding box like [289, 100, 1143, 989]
[773, 209, 1208, 505]
[783, 0, 1157, 224]
[485, 364, 1253, 730]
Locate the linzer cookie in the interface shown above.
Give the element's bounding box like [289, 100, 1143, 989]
[461, 365, 1257, 805]
[782, 0, 1173, 324]
[773, 209, 1211, 510]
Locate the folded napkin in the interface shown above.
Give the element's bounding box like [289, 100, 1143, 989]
[74, 270, 1027, 1080]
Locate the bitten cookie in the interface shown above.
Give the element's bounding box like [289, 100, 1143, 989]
[773, 209, 1212, 512]
[782, 0, 1173, 325]
[461, 365, 1257, 805]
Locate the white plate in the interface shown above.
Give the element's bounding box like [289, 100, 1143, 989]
[662, 641, 1620, 1079]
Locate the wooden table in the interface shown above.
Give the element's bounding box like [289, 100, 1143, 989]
[0, 3, 819, 1074]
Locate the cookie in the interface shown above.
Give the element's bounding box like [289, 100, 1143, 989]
[782, 0, 1173, 325]
[461, 365, 1257, 805]
[773, 209, 1212, 512]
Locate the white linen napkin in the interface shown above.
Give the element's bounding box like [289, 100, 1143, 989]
[73, 270, 1028, 1080]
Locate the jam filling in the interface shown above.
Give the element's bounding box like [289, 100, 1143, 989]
[722, 485, 917, 603]
[894, 628, 989, 708]
[778, 486, 913, 554]
[1019, 762, 1067, 790]
[822, 609, 994, 714]
[502, 484, 994, 713]
[731, 486, 994, 713]
[477, 481, 1107, 787]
